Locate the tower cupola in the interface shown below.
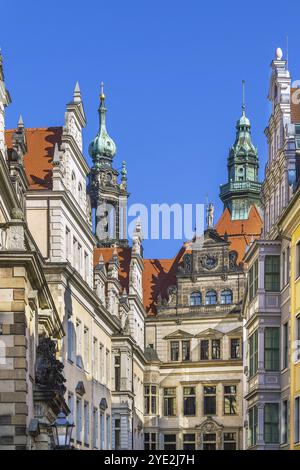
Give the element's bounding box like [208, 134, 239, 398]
[89, 82, 117, 169]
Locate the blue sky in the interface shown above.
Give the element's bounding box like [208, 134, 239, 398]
[2, 0, 299, 258]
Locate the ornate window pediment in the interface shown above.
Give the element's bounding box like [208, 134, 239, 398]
[195, 328, 224, 339]
[163, 329, 194, 340]
[227, 326, 243, 337]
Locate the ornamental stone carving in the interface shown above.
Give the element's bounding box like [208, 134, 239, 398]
[35, 337, 66, 395]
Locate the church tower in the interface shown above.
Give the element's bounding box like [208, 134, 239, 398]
[219, 83, 262, 220]
[89, 84, 129, 247]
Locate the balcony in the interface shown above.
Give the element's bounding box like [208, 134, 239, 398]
[220, 181, 262, 198]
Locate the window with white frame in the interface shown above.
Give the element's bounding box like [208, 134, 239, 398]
[92, 337, 98, 381]
[76, 319, 82, 368]
[144, 385, 157, 415]
[93, 407, 99, 449]
[99, 343, 104, 382]
[76, 397, 82, 442]
[67, 312, 75, 362]
[224, 385, 237, 415]
[84, 326, 89, 372]
[84, 401, 90, 446]
[100, 412, 105, 449]
[106, 415, 111, 449]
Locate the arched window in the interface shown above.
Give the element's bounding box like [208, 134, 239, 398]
[221, 289, 233, 305]
[190, 292, 201, 306]
[205, 290, 217, 305]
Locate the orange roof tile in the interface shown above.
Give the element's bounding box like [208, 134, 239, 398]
[93, 247, 132, 291]
[5, 127, 62, 189]
[215, 205, 262, 263]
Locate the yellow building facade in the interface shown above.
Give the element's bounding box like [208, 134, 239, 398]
[279, 186, 300, 450]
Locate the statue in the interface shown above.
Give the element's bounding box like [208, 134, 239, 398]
[35, 337, 66, 395]
[206, 203, 214, 228]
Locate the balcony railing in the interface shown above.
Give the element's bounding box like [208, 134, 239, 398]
[220, 181, 262, 196]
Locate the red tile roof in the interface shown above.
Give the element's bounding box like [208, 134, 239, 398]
[215, 205, 263, 263]
[93, 247, 132, 291]
[5, 127, 62, 189]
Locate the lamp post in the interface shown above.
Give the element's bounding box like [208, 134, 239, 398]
[51, 410, 74, 450]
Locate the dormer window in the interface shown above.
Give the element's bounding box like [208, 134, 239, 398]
[190, 292, 201, 306]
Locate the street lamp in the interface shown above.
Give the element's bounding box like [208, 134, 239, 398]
[51, 410, 74, 450]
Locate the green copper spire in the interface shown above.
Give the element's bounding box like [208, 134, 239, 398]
[219, 81, 262, 220]
[89, 82, 117, 168]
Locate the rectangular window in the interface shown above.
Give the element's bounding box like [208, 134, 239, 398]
[84, 401, 89, 446]
[281, 400, 288, 445]
[230, 338, 241, 359]
[224, 385, 237, 415]
[249, 330, 258, 377]
[84, 251, 89, 283]
[183, 387, 196, 416]
[212, 339, 221, 359]
[114, 418, 121, 450]
[164, 434, 176, 450]
[248, 406, 258, 447]
[282, 250, 286, 287]
[200, 339, 209, 360]
[76, 319, 82, 368]
[144, 433, 157, 450]
[203, 433, 216, 450]
[170, 341, 179, 361]
[84, 326, 89, 371]
[163, 388, 176, 416]
[295, 397, 300, 444]
[249, 259, 258, 301]
[183, 433, 195, 450]
[67, 312, 74, 362]
[76, 397, 82, 443]
[182, 340, 190, 361]
[65, 227, 70, 260]
[100, 413, 105, 449]
[93, 408, 99, 449]
[68, 392, 74, 423]
[264, 403, 279, 444]
[78, 243, 82, 272]
[106, 349, 110, 385]
[204, 386, 216, 415]
[264, 328, 280, 371]
[92, 337, 98, 381]
[283, 323, 288, 370]
[144, 385, 157, 415]
[114, 355, 121, 391]
[99, 344, 104, 382]
[223, 432, 237, 450]
[265, 255, 280, 292]
[106, 415, 111, 449]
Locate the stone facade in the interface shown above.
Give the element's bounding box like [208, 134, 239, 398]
[144, 229, 245, 450]
[242, 48, 300, 450]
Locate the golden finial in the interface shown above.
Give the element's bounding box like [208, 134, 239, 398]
[100, 81, 105, 102]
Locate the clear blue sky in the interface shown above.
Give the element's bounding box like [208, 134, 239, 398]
[2, 0, 299, 258]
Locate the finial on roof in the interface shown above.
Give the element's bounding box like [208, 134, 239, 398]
[275, 47, 283, 60]
[100, 81, 105, 104]
[242, 80, 246, 115]
[99, 253, 104, 263]
[18, 115, 24, 128]
[73, 81, 81, 103]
